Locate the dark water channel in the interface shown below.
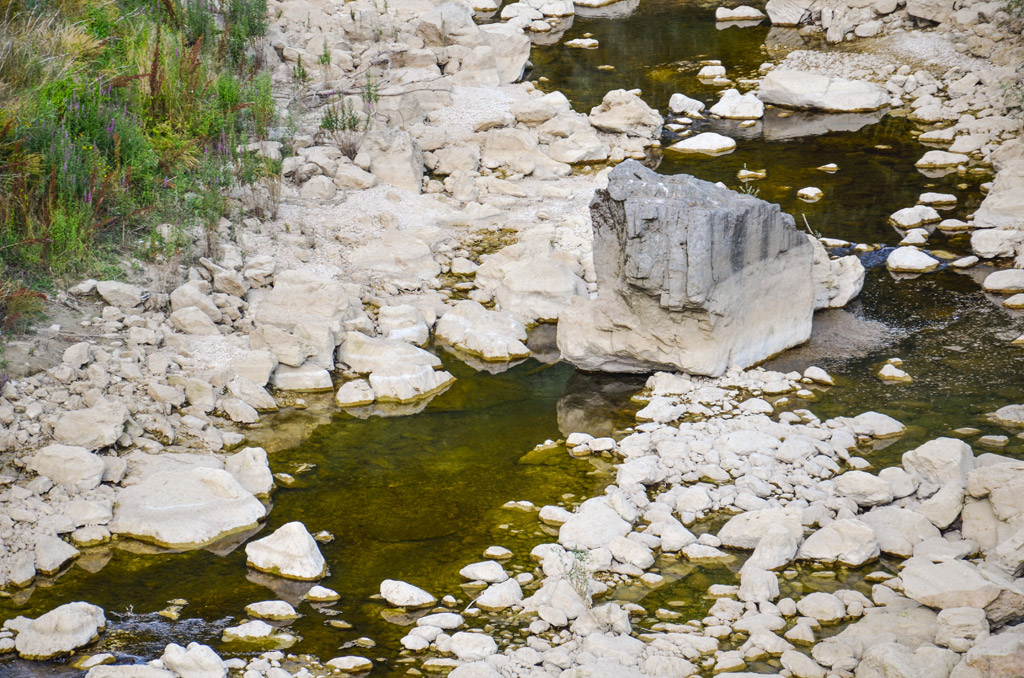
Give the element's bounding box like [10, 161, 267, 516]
[5, 0, 1024, 675]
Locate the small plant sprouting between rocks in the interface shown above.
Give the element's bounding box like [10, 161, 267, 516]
[567, 547, 592, 609]
[318, 74, 383, 159]
[739, 182, 760, 198]
[320, 98, 364, 160]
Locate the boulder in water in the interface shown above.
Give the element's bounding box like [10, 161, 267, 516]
[557, 160, 815, 376]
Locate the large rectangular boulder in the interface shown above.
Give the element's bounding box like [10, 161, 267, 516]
[556, 160, 815, 376]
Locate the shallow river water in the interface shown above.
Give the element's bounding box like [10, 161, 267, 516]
[4, 1, 1024, 675]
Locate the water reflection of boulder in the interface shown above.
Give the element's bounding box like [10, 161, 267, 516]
[527, 323, 561, 364]
[762, 308, 894, 372]
[764, 26, 815, 53]
[339, 397, 436, 419]
[526, 17, 573, 45]
[574, 0, 639, 19]
[246, 404, 336, 454]
[761, 109, 885, 141]
[708, 118, 763, 141]
[715, 19, 763, 29]
[556, 371, 647, 438]
[246, 569, 317, 605]
[438, 343, 528, 375]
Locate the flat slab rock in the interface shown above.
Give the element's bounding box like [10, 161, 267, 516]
[110, 468, 266, 548]
[758, 69, 889, 112]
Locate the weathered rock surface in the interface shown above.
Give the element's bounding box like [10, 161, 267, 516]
[53, 400, 129, 451]
[435, 301, 531, 362]
[110, 468, 266, 548]
[14, 602, 105, 660]
[28, 445, 105, 492]
[245, 521, 326, 580]
[160, 642, 225, 678]
[557, 160, 815, 376]
[901, 558, 1001, 610]
[758, 70, 889, 112]
[381, 579, 436, 608]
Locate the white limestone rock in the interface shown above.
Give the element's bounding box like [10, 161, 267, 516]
[588, 89, 663, 138]
[796, 518, 879, 566]
[915, 151, 969, 168]
[710, 89, 764, 119]
[244, 601, 299, 621]
[110, 468, 266, 548]
[719, 508, 802, 550]
[476, 579, 523, 611]
[493, 257, 588, 324]
[34, 535, 79, 575]
[335, 379, 375, 407]
[14, 602, 106, 660]
[796, 592, 846, 624]
[449, 632, 498, 661]
[558, 497, 631, 550]
[325, 657, 374, 673]
[160, 642, 225, 678]
[96, 281, 145, 308]
[716, 5, 766, 20]
[368, 363, 455, 403]
[890, 205, 941, 229]
[245, 522, 326, 580]
[833, 470, 894, 507]
[758, 70, 889, 112]
[886, 247, 940, 273]
[935, 607, 989, 652]
[381, 579, 436, 608]
[668, 93, 705, 115]
[557, 161, 815, 377]
[901, 558, 1000, 610]
[271, 363, 334, 392]
[851, 411, 905, 438]
[667, 132, 736, 155]
[435, 301, 531, 361]
[459, 560, 509, 583]
[54, 400, 129, 451]
[378, 305, 430, 345]
[860, 506, 940, 557]
[28, 445, 105, 493]
[983, 269, 1024, 294]
[225, 447, 273, 497]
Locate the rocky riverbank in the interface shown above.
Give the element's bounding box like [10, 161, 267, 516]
[3, 0, 1024, 674]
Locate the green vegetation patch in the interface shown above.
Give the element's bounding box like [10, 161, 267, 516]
[0, 0, 276, 291]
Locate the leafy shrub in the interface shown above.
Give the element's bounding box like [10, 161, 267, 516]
[0, 0, 276, 295]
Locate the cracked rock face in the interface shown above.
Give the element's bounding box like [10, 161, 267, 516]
[557, 160, 815, 376]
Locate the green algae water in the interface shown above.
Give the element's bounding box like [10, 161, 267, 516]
[5, 2, 1024, 676]
[0, 356, 637, 675]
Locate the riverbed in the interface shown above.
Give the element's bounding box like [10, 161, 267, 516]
[3, 0, 1024, 675]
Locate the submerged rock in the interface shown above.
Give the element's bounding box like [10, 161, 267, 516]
[557, 160, 815, 376]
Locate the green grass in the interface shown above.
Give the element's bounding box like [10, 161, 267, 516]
[0, 0, 276, 296]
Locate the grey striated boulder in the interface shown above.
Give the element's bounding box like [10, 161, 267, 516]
[557, 160, 815, 376]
